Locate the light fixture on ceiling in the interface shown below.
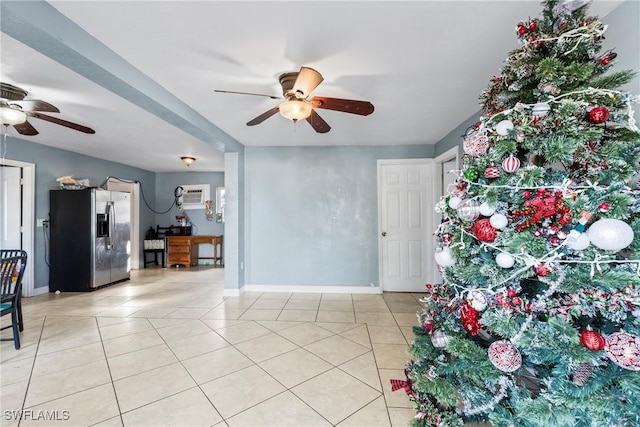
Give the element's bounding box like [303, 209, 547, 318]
[278, 100, 312, 122]
[180, 156, 196, 167]
[0, 106, 27, 126]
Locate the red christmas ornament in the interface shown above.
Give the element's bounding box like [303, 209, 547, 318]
[588, 107, 610, 124]
[580, 328, 605, 351]
[598, 202, 610, 213]
[517, 25, 527, 36]
[473, 219, 498, 243]
[502, 155, 521, 173]
[484, 165, 501, 179]
[529, 22, 537, 31]
[533, 262, 551, 277]
[460, 302, 480, 335]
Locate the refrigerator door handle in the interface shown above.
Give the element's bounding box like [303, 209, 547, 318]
[106, 201, 114, 250]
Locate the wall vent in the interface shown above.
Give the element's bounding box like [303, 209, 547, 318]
[178, 184, 210, 210]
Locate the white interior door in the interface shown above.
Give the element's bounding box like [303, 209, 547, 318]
[378, 159, 434, 292]
[0, 166, 22, 249]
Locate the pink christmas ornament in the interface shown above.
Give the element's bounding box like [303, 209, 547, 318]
[488, 340, 522, 372]
[605, 331, 640, 371]
[502, 155, 521, 173]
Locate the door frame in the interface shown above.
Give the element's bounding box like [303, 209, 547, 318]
[0, 159, 35, 297]
[377, 158, 435, 292]
[432, 147, 459, 284]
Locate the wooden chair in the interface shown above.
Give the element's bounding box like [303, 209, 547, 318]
[0, 249, 26, 332]
[143, 226, 172, 268]
[1, 255, 27, 349]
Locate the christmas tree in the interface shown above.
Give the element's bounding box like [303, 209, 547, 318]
[393, 0, 640, 425]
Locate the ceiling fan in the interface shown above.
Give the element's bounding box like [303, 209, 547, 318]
[0, 82, 95, 135]
[215, 67, 374, 133]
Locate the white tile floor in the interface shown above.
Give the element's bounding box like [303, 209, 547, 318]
[0, 267, 422, 427]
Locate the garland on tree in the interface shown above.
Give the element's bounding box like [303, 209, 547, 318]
[393, 1, 640, 426]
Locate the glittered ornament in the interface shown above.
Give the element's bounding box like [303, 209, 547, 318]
[460, 302, 480, 335]
[580, 328, 605, 351]
[488, 340, 522, 372]
[463, 130, 489, 157]
[605, 331, 640, 371]
[573, 363, 594, 386]
[533, 262, 551, 277]
[588, 106, 610, 124]
[434, 246, 456, 267]
[587, 218, 634, 251]
[502, 155, 521, 173]
[430, 329, 451, 348]
[457, 199, 480, 222]
[473, 219, 498, 243]
[463, 168, 479, 182]
[484, 165, 501, 179]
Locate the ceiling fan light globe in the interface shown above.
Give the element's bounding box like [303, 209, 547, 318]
[0, 106, 27, 125]
[279, 100, 312, 121]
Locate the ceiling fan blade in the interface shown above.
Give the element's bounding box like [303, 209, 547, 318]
[247, 106, 280, 126]
[292, 67, 324, 98]
[29, 112, 95, 134]
[11, 100, 59, 113]
[306, 109, 331, 133]
[311, 96, 374, 116]
[12, 119, 39, 136]
[215, 89, 281, 100]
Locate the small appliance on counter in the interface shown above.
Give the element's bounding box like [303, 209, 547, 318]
[49, 188, 131, 292]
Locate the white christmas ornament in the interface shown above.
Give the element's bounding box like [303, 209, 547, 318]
[434, 247, 456, 267]
[532, 102, 551, 118]
[489, 213, 508, 230]
[495, 252, 515, 268]
[479, 202, 497, 217]
[587, 218, 634, 251]
[431, 329, 451, 348]
[448, 196, 462, 210]
[468, 289, 488, 311]
[495, 120, 514, 136]
[457, 199, 480, 222]
[566, 233, 591, 250]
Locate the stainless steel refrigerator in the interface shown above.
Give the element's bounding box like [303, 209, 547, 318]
[49, 188, 131, 292]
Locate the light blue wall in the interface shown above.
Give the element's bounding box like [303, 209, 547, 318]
[155, 171, 225, 262]
[244, 145, 432, 288]
[2, 136, 156, 290]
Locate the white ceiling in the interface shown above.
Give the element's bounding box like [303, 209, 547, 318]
[0, 1, 623, 173]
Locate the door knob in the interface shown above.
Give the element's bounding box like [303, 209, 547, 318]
[381, 232, 387, 237]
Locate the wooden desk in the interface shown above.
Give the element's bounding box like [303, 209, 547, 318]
[167, 235, 223, 268]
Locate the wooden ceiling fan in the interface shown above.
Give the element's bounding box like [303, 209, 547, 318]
[215, 67, 374, 133]
[0, 82, 95, 135]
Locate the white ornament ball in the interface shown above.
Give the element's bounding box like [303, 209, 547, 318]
[495, 252, 515, 268]
[434, 246, 456, 267]
[479, 202, 497, 217]
[566, 233, 591, 251]
[468, 289, 488, 311]
[448, 196, 462, 210]
[431, 329, 451, 348]
[532, 102, 551, 118]
[495, 120, 514, 136]
[489, 213, 508, 230]
[587, 218, 634, 251]
[457, 199, 480, 222]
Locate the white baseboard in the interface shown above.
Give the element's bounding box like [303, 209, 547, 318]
[31, 286, 50, 297]
[223, 286, 245, 297]
[243, 284, 382, 295]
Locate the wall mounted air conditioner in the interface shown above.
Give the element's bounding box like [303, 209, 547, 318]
[178, 184, 210, 210]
